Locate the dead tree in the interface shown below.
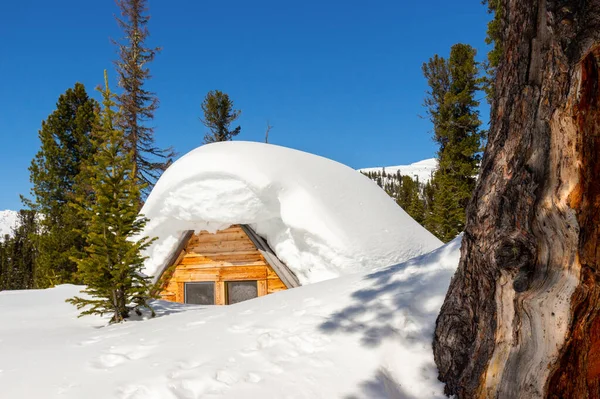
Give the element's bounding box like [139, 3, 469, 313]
[265, 121, 272, 143]
[433, 1, 600, 398]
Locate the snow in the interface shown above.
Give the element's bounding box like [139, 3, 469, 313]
[139, 142, 442, 284]
[359, 158, 438, 184]
[0, 236, 461, 399]
[0, 210, 18, 239]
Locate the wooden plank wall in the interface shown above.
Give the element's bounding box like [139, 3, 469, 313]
[159, 225, 287, 305]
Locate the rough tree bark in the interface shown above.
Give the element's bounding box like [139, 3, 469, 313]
[433, 0, 600, 398]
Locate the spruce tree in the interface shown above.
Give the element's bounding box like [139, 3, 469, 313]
[481, 0, 503, 102]
[404, 176, 425, 224]
[68, 72, 155, 324]
[0, 237, 6, 289]
[114, 0, 172, 193]
[0, 211, 38, 290]
[422, 43, 483, 242]
[201, 90, 242, 144]
[24, 83, 97, 287]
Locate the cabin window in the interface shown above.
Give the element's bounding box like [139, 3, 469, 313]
[226, 281, 258, 304]
[185, 282, 215, 305]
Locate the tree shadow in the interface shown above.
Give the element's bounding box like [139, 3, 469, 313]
[345, 368, 419, 399]
[318, 238, 461, 397]
[126, 299, 208, 322]
[319, 239, 460, 348]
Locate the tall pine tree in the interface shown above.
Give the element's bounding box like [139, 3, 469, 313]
[68, 72, 155, 324]
[114, 0, 172, 194]
[24, 83, 97, 287]
[201, 90, 242, 144]
[422, 44, 483, 242]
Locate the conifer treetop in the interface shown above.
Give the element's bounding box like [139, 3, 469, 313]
[67, 71, 156, 324]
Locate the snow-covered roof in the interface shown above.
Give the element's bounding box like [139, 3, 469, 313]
[140, 142, 442, 285]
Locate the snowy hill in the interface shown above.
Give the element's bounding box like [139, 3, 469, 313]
[140, 142, 442, 285]
[0, 237, 461, 399]
[359, 158, 438, 184]
[0, 210, 18, 239]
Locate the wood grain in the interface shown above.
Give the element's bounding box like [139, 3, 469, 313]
[159, 225, 288, 305]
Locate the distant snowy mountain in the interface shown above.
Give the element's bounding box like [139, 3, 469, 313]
[359, 158, 438, 183]
[0, 210, 18, 239]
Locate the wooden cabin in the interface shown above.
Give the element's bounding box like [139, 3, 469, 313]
[155, 225, 300, 305]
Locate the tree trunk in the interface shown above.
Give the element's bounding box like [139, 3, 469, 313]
[433, 1, 600, 398]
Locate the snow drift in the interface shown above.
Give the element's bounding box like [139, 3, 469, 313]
[139, 142, 442, 284]
[0, 237, 462, 399]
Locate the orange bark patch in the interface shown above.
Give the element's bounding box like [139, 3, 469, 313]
[587, 316, 600, 380]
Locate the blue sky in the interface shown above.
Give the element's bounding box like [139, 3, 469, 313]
[0, 0, 491, 210]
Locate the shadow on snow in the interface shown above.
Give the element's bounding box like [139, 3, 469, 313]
[319, 238, 461, 398]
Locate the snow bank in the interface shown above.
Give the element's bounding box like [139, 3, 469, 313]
[360, 158, 438, 184]
[0, 237, 462, 399]
[140, 142, 442, 284]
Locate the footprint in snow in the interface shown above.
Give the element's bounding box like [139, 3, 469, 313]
[227, 324, 252, 333]
[257, 331, 283, 349]
[215, 369, 239, 385]
[245, 372, 262, 383]
[90, 343, 157, 369]
[168, 360, 204, 379]
[185, 320, 206, 327]
[118, 384, 163, 399]
[177, 360, 203, 370]
[275, 350, 301, 362]
[78, 336, 103, 346]
[57, 382, 78, 394]
[169, 376, 229, 398]
[239, 346, 259, 357]
[92, 352, 130, 369]
[265, 364, 284, 375]
[168, 380, 197, 399]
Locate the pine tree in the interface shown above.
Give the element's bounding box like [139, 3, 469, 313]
[481, 0, 503, 101]
[405, 176, 425, 224]
[12, 210, 38, 289]
[422, 43, 483, 242]
[422, 178, 436, 229]
[114, 0, 172, 193]
[201, 90, 242, 144]
[67, 72, 155, 324]
[0, 237, 6, 289]
[0, 211, 39, 290]
[24, 83, 97, 287]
